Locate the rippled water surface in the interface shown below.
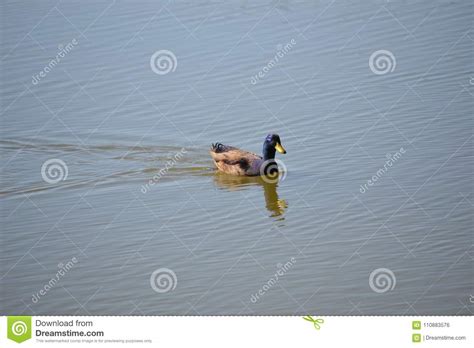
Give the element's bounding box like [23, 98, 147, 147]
[1, 0, 473, 315]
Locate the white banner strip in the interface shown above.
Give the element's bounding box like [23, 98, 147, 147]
[1, 316, 472, 347]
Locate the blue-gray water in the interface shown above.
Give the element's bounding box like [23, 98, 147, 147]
[1, 0, 473, 315]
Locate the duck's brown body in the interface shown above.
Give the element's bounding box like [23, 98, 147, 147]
[210, 134, 286, 176]
[210, 143, 264, 176]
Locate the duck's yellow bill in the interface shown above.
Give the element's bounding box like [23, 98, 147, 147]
[275, 143, 287, 154]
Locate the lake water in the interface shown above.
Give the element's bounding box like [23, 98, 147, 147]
[1, 0, 472, 315]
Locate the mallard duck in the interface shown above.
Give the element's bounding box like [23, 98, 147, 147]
[210, 134, 286, 176]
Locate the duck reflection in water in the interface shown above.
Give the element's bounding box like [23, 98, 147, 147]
[212, 173, 288, 219]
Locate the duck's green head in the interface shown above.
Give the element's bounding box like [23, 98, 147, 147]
[263, 134, 286, 160]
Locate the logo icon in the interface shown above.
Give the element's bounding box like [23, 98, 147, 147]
[412, 320, 421, 330]
[412, 333, 421, 343]
[7, 316, 32, 343]
[150, 267, 177, 293]
[41, 158, 68, 184]
[150, 50, 177, 75]
[259, 159, 287, 184]
[369, 267, 396, 293]
[369, 50, 396, 75]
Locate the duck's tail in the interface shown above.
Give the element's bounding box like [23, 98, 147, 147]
[210, 143, 225, 153]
